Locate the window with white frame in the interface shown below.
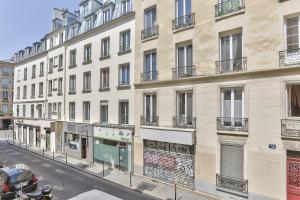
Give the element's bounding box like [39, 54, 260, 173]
[70, 49, 77, 67]
[144, 93, 157, 124]
[31, 104, 34, 118]
[119, 101, 129, 124]
[176, 91, 193, 125]
[59, 54, 63, 68]
[32, 65, 36, 78]
[69, 75, 76, 92]
[24, 68, 27, 80]
[103, 9, 111, 23]
[83, 101, 90, 121]
[176, 43, 193, 77]
[48, 103, 52, 119]
[39, 82, 43, 97]
[119, 64, 130, 86]
[58, 102, 62, 119]
[120, 30, 130, 52]
[37, 104, 42, 118]
[176, 0, 191, 18]
[17, 87, 20, 99]
[100, 68, 109, 88]
[54, 56, 58, 67]
[221, 87, 243, 127]
[69, 102, 75, 120]
[17, 105, 20, 117]
[86, 17, 94, 31]
[100, 100, 108, 124]
[144, 6, 156, 29]
[144, 51, 157, 81]
[58, 78, 63, 94]
[48, 80, 53, 95]
[83, 71, 91, 91]
[23, 85, 27, 99]
[71, 26, 77, 38]
[286, 16, 299, 51]
[40, 62, 44, 76]
[22, 105, 26, 117]
[121, 0, 130, 15]
[49, 58, 53, 73]
[101, 37, 110, 57]
[84, 44, 92, 63]
[31, 84, 35, 97]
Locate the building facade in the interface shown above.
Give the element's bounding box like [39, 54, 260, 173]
[134, 0, 300, 200]
[0, 60, 14, 129]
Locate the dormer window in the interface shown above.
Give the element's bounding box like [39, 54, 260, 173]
[86, 17, 95, 31]
[121, 0, 130, 15]
[71, 26, 77, 38]
[50, 38, 54, 48]
[103, 9, 111, 23]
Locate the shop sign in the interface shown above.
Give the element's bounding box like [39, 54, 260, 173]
[94, 126, 132, 142]
[67, 123, 77, 133]
[78, 124, 88, 134]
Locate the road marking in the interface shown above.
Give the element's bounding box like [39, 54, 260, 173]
[55, 169, 65, 174]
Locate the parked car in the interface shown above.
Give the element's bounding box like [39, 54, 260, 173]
[0, 164, 38, 200]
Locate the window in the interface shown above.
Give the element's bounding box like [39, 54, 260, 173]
[83, 101, 90, 121]
[65, 133, 79, 150]
[119, 64, 130, 86]
[69, 75, 76, 93]
[59, 54, 63, 68]
[37, 104, 42, 118]
[54, 56, 58, 67]
[31, 84, 35, 98]
[23, 85, 27, 99]
[32, 65, 36, 78]
[2, 104, 8, 114]
[58, 78, 63, 94]
[176, 91, 193, 125]
[100, 101, 108, 124]
[221, 87, 243, 126]
[100, 68, 109, 89]
[71, 26, 77, 38]
[103, 9, 111, 23]
[121, 0, 130, 15]
[48, 80, 53, 95]
[119, 101, 129, 124]
[101, 37, 110, 58]
[39, 82, 43, 97]
[287, 85, 300, 117]
[53, 103, 57, 113]
[176, 43, 193, 77]
[2, 79, 9, 89]
[17, 70, 21, 81]
[49, 58, 54, 73]
[48, 103, 52, 119]
[220, 33, 243, 73]
[58, 102, 62, 119]
[220, 143, 244, 180]
[2, 66, 10, 76]
[40, 62, 44, 76]
[31, 104, 34, 118]
[287, 17, 299, 51]
[86, 17, 94, 31]
[59, 33, 64, 44]
[24, 68, 27, 80]
[120, 30, 131, 52]
[176, 0, 191, 18]
[2, 91, 9, 100]
[84, 44, 92, 63]
[17, 105, 20, 117]
[22, 105, 26, 117]
[69, 102, 75, 120]
[143, 93, 157, 125]
[50, 38, 54, 48]
[143, 51, 157, 81]
[83, 71, 91, 91]
[70, 49, 77, 67]
[17, 87, 20, 99]
[144, 7, 156, 29]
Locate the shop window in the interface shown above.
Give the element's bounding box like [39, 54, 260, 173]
[65, 133, 79, 150]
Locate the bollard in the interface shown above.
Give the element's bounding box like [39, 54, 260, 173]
[130, 171, 132, 187]
[53, 150, 54, 159]
[26, 143, 27, 150]
[174, 184, 177, 200]
[19, 141, 21, 147]
[66, 153, 68, 164]
[43, 147, 44, 156]
[102, 160, 105, 177]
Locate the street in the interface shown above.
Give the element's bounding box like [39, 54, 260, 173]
[0, 141, 158, 200]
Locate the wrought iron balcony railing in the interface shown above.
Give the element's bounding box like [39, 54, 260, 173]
[140, 71, 158, 82]
[279, 48, 300, 66]
[119, 44, 131, 53]
[173, 116, 196, 129]
[281, 119, 300, 138]
[215, 0, 245, 17]
[101, 51, 110, 59]
[141, 25, 159, 40]
[119, 80, 130, 86]
[119, 114, 129, 125]
[140, 115, 159, 126]
[217, 117, 248, 132]
[216, 174, 248, 194]
[172, 65, 195, 79]
[215, 57, 247, 74]
[99, 83, 110, 91]
[172, 13, 195, 30]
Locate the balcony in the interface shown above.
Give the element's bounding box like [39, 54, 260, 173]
[281, 119, 300, 139]
[118, 44, 131, 55]
[140, 115, 159, 126]
[99, 83, 110, 92]
[217, 117, 248, 132]
[140, 71, 158, 82]
[216, 174, 248, 195]
[172, 13, 195, 31]
[215, 0, 245, 18]
[279, 48, 300, 66]
[173, 116, 196, 129]
[172, 65, 195, 79]
[100, 51, 111, 60]
[141, 25, 159, 40]
[119, 114, 128, 125]
[216, 57, 247, 74]
[117, 80, 131, 90]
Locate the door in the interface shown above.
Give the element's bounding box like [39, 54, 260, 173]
[29, 128, 33, 146]
[36, 130, 41, 148]
[119, 142, 128, 171]
[287, 157, 300, 200]
[23, 127, 27, 144]
[81, 137, 87, 159]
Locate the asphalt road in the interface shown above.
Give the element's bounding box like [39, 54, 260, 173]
[0, 141, 158, 200]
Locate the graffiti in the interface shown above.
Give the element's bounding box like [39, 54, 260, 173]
[143, 140, 195, 188]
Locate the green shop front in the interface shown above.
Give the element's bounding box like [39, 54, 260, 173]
[93, 125, 133, 171]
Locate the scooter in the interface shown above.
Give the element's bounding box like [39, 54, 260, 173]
[15, 185, 53, 200]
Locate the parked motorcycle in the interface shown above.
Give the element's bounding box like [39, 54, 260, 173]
[15, 184, 53, 200]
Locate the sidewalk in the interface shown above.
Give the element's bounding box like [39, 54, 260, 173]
[8, 140, 221, 200]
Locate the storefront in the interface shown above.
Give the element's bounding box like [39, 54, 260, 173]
[93, 126, 133, 171]
[35, 127, 41, 148]
[62, 122, 93, 163]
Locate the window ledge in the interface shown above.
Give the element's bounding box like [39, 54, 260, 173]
[38, 95, 44, 98]
[118, 49, 131, 56]
[48, 71, 53, 75]
[215, 8, 245, 21]
[82, 60, 92, 65]
[172, 25, 194, 34]
[68, 91, 76, 95]
[117, 85, 131, 90]
[99, 55, 111, 61]
[82, 89, 92, 93]
[69, 65, 77, 69]
[58, 67, 64, 72]
[48, 94, 53, 97]
[39, 74, 44, 77]
[99, 87, 110, 92]
[142, 35, 158, 43]
[57, 93, 63, 96]
[217, 130, 248, 137]
[31, 76, 36, 79]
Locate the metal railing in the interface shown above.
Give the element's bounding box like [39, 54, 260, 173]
[215, 0, 245, 17]
[101, 51, 110, 58]
[99, 83, 110, 90]
[141, 25, 159, 40]
[279, 48, 300, 66]
[119, 44, 131, 53]
[217, 117, 248, 132]
[281, 119, 300, 138]
[119, 114, 129, 125]
[83, 56, 92, 63]
[140, 71, 158, 82]
[140, 115, 159, 126]
[172, 13, 195, 30]
[119, 80, 130, 86]
[173, 116, 196, 129]
[215, 57, 247, 74]
[172, 65, 195, 79]
[216, 174, 248, 194]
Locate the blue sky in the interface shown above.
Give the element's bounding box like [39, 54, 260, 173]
[0, 0, 79, 60]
